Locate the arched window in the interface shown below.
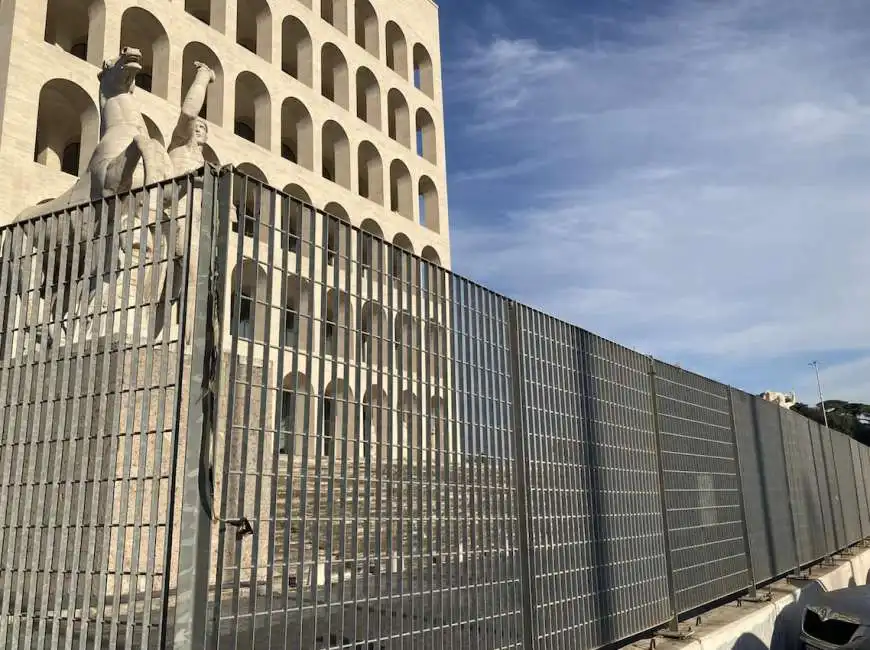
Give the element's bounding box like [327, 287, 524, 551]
[357, 141, 383, 205]
[354, 0, 378, 56]
[44, 0, 105, 65]
[356, 67, 381, 128]
[321, 43, 349, 109]
[324, 203, 350, 267]
[415, 108, 437, 163]
[234, 71, 271, 148]
[359, 219, 383, 271]
[282, 16, 313, 86]
[278, 372, 312, 455]
[281, 98, 314, 170]
[33, 79, 99, 177]
[389, 160, 413, 219]
[387, 89, 411, 148]
[418, 176, 440, 232]
[236, 0, 272, 60]
[321, 0, 348, 33]
[385, 21, 407, 78]
[230, 259, 268, 342]
[281, 274, 312, 347]
[120, 7, 170, 99]
[182, 42, 224, 124]
[413, 43, 435, 97]
[282, 184, 311, 253]
[232, 163, 269, 240]
[184, 0, 211, 25]
[322, 121, 351, 189]
[324, 288, 353, 359]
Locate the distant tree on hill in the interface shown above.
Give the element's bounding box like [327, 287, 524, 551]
[792, 401, 870, 446]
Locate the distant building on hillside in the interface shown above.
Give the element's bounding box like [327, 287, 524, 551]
[759, 390, 797, 409]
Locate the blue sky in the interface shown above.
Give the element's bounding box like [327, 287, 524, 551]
[436, 0, 870, 404]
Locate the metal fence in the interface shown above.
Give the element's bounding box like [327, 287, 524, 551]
[0, 165, 868, 650]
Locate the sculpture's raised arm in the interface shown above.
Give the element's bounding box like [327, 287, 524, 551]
[180, 62, 216, 121]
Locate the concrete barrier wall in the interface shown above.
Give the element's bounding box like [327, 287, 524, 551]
[637, 545, 870, 650]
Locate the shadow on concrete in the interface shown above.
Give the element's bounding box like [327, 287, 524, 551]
[734, 631, 768, 650]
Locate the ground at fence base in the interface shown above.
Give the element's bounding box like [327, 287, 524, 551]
[627, 542, 870, 650]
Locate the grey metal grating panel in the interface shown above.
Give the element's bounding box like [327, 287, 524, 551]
[652, 362, 748, 613]
[834, 433, 861, 546]
[861, 446, 870, 539]
[823, 428, 847, 549]
[780, 409, 825, 565]
[751, 398, 797, 580]
[0, 176, 197, 649]
[516, 312, 670, 650]
[202, 171, 525, 650]
[729, 389, 770, 584]
[809, 421, 837, 555]
[851, 439, 869, 540]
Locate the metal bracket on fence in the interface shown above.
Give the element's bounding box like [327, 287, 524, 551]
[739, 589, 773, 604]
[657, 623, 694, 640]
[787, 570, 812, 585]
[222, 516, 254, 540]
[820, 555, 837, 567]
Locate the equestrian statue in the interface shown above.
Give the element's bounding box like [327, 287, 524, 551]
[4, 46, 216, 345]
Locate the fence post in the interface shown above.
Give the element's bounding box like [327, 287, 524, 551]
[647, 359, 689, 637]
[506, 301, 537, 650]
[726, 388, 768, 601]
[169, 165, 227, 649]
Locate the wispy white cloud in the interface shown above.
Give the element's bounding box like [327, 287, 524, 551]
[447, 0, 870, 396]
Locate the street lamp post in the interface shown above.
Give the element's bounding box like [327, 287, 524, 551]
[809, 360, 829, 429]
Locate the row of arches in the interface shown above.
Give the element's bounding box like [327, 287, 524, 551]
[42, 0, 436, 100]
[277, 375, 447, 457]
[230, 258, 448, 370]
[44, 1, 438, 158]
[178, 0, 436, 97]
[232, 161, 441, 237]
[31, 71, 440, 231]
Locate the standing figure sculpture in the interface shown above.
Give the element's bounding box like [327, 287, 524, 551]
[168, 61, 216, 177]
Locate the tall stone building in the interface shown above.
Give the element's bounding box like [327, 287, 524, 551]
[0, 0, 456, 605]
[0, 0, 450, 267]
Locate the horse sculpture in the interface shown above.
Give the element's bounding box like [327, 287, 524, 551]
[4, 47, 205, 349]
[17, 47, 174, 221]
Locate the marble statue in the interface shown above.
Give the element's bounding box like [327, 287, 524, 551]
[16, 47, 216, 221]
[168, 61, 216, 177]
[5, 47, 216, 346]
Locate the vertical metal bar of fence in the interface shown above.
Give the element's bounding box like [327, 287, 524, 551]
[505, 302, 535, 650]
[171, 166, 224, 650]
[647, 360, 681, 634]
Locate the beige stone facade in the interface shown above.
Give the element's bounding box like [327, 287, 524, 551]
[0, 0, 450, 268]
[0, 0, 455, 606]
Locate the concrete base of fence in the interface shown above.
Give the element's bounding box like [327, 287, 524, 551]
[630, 541, 870, 650]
